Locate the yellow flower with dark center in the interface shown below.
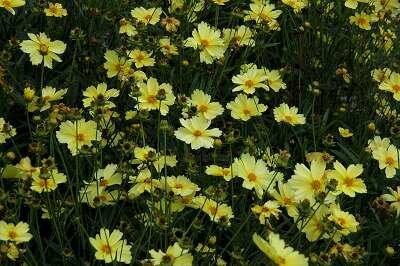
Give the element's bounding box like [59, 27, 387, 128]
[0, 221, 32, 244]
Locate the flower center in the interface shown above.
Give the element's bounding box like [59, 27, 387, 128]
[385, 156, 395, 166]
[147, 95, 157, 104]
[8, 230, 17, 239]
[2, 0, 11, 8]
[193, 130, 203, 137]
[100, 179, 108, 187]
[284, 115, 294, 123]
[144, 15, 152, 22]
[39, 44, 49, 55]
[311, 180, 321, 190]
[245, 80, 255, 88]
[198, 104, 208, 113]
[247, 173, 257, 181]
[200, 39, 209, 47]
[76, 133, 86, 142]
[343, 177, 354, 187]
[356, 17, 368, 26]
[174, 183, 183, 189]
[243, 108, 251, 116]
[100, 244, 112, 254]
[392, 84, 400, 93]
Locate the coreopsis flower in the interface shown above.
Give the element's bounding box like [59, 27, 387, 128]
[81, 189, 121, 208]
[133, 146, 156, 163]
[89, 228, 132, 264]
[82, 83, 119, 108]
[282, 0, 308, 12]
[0, 221, 32, 243]
[15, 157, 38, 179]
[103, 50, 133, 79]
[153, 154, 177, 172]
[223, 25, 255, 47]
[174, 116, 222, 150]
[20, 33, 66, 68]
[252, 232, 308, 266]
[131, 7, 162, 25]
[226, 94, 267, 121]
[0, 118, 16, 144]
[289, 160, 328, 202]
[367, 136, 391, 153]
[382, 186, 400, 217]
[328, 205, 359, 241]
[205, 165, 233, 181]
[56, 119, 101, 156]
[192, 196, 234, 225]
[270, 181, 298, 218]
[44, 3, 67, 17]
[263, 69, 286, 92]
[119, 18, 137, 36]
[0, 0, 25, 15]
[166, 175, 200, 196]
[244, 2, 282, 29]
[149, 242, 193, 266]
[232, 153, 276, 198]
[136, 77, 175, 115]
[251, 200, 281, 224]
[159, 38, 179, 56]
[371, 68, 392, 83]
[85, 164, 122, 194]
[329, 161, 367, 197]
[299, 206, 329, 242]
[27, 86, 68, 112]
[373, 0, 400, 15]
[30, 168, 67, 193]
[338, 127, 353, 138]
[185, 21, 226, 64]
[161, 17, 181, 32]
[273, 103, 306, 126]
[372, 144, 399, 178]
[189, 89, 224, 120]
[345, 0, 368, 9]
[378, 72, 400, 101]
[129, 49, 155, 68]
[349, 12, 378, 30]
[128, 168, 160, 198]
[232, 67, 268, 94]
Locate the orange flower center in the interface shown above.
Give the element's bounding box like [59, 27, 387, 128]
[343, 177, 354, 187]
[100, 179, 108, 187]
[100, 244, 112, 254]
[247, 173, 257, 181]
[311, 180, 321, 190]
[193, 130, 203, 137]
[76, 133, 86, 142]
[144, 15, 152, 22]
[200, 39, 209, 47]
[392, 84, 400, 93]
[198, 104, 208, 113]
[174, 183, 183, 189]
[385, 156, 395, 166]
[208, 206, 218, 215]
[244, 80, 255, 88]
[356, 17, 368, 27]
[243, 108, 251, 116]
[8, 230, 17, 239]
[147, 95, 157, 104]
[2, 0, 11, 8]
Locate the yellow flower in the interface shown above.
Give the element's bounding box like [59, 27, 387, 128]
[338, 127, 353, 138]
[211, 0, 229, 5]
[15, 157, 38, 179]
[205, 165, 233, 181]
[371, 68, 392, 83]
[30, 168, 67, 193]
[149, 242, 193, 266]
[298, 206, 329, 242]
[270, 181, 298, 218]
[128, 168, 160, 198]
[133, 146, 156, 162]
[174, 116, 222, 150]
[0, 221, 32, 243]
[131, 7, 162, 25]
[349, 12, 378, 30]
[166, 175, 200, 196]
[263, 69, 287, 92]
[367, 136, 391, 152]
[83, 83, 119, 108]
[125, 110, 137, 120]
[0, 0, 25, 15]
[289, 160, 327, 202]
[251, 200, 281, 224]
[153, 154, 177, 173]
[136, 77, 175, 115]
[0, 118, 16, 144]
[244, 2, 282, 29]
[44, 3, 67, 17]
[382, 186, 400, 217]
[379, 72, 400, 101]
[232, 153, 276, 198]
[23, 87, 35, 101]
[159, 38, 179, 56]
[329, 161, 367, 197]
[282, 0, 308, 13]
[252, 232, 309, 266]
[223, 25, 255, 47]
[185, 21, 226, 64]
[192, 195, 234, 225]
[85, 164, 122, 194]
[89, 228, 132, 264]
[161, 17, 181, 32]
[344, 0, 368, 9]
[129, 49, 155, 68]
[27, 86, 68, 112]
[226, 94, 267, 121]
[328, 205, 359, 241]
[20, 33, 66, 68]
[119, 18, 137, 36]
[372, 144, 399, 178]
[103, 50, 133, 79]
[273, 103, 306, 126]
[189, 89, 224, 120]
[56, 119, 101, 156]
[232, 67, 268, 94]
[374, 0, 400, 14]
